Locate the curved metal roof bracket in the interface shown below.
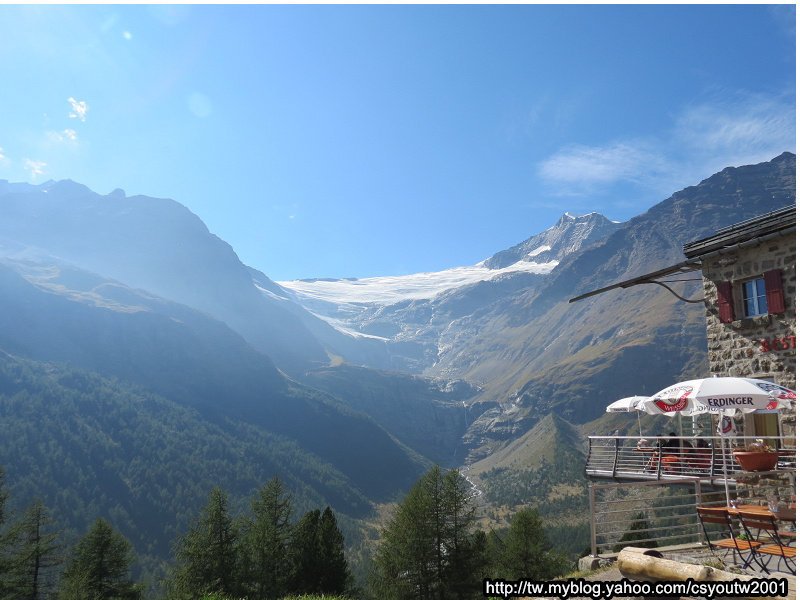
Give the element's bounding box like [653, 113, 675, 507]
[645, 280, 705, 303]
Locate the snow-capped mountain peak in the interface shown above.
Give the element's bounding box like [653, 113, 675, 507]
[277, 211, 621, 308]
[483, 211, 622, 270]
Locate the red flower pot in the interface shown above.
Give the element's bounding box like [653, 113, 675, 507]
[733, 451, 778, 472]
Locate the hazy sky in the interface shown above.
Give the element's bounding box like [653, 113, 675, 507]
[0, 4, 795, 280]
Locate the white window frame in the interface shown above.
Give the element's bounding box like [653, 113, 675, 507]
[741, 277, 768, 317]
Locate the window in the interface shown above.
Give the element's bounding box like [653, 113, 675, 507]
[742, 277, 767, 317]
[714, 269, 784, 324]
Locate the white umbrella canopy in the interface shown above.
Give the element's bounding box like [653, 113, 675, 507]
[605, 396, 649, 413]
[640, 377, 796, 417]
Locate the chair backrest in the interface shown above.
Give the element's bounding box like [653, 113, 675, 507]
[736, 510, 784, 547]
[697, 506, 731, 526]
[737, 511, 777, 531]
[697, 506, 737, 544]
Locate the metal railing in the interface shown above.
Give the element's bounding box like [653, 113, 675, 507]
[585, 435, 796, 483]
[588, 478, 730, 556]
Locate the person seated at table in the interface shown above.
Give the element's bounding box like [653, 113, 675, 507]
[653, 433, 682, 473]
[688, 438, 712, 472]
[658, 432, 680, 452]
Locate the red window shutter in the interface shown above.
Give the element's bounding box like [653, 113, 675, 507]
[716, 281, 734, 323]
[764, 269, 786, 314]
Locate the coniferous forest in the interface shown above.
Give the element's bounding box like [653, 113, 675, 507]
[0, 464, 569, 600]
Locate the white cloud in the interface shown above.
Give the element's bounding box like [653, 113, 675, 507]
[674, 95, 794, 159]
[67, 97, 89, 122]
[0, 147, 5, 161]
[536, 92, 795, 197]
[537, 142, 657, 186]
[122, 31, 132, 41]
[24, 159, 47, 180]
[47, 129, 79, 143]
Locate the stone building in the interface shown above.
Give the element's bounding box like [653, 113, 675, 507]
[685, 206, 795, 387]
[683, 206, 795, 439]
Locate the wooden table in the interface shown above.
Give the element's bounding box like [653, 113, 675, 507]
[728, 503, 796, 523]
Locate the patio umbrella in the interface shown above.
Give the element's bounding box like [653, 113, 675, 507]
[606, 396, 648, 412]
[641, 377, 796, 505]
[606, 396, 649, 435]
[639, 377, 796, 417]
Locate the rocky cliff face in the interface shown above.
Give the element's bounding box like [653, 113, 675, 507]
[482, 212, 621, 269]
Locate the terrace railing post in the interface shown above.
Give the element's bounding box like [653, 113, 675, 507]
[694, 479, 703, 544]
[710, 442, 717, 478]
[586, 437, 593, 473]
[656, 445, 663, 480]
[589, 482, 598, 557]
[612, 437, 620, 478]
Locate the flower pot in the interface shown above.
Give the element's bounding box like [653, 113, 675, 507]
[733, 451, 778, 472]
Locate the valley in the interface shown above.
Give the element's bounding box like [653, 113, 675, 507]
[0, 152, 795, 589]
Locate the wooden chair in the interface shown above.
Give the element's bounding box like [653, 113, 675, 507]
[696, 507, 765, 571]
[736, 510, 796, 574]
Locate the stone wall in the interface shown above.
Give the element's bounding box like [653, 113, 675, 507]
[701, 232, 795, 504]
[701, 231, 796, 438]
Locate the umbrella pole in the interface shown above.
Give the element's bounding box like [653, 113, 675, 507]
[721, 424, 731, 506]
[637, 412, 642, 437]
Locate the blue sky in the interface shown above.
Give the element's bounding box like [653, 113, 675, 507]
[0, 4, 795, 280]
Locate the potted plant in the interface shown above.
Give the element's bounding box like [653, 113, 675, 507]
[732, 439, 778, 472]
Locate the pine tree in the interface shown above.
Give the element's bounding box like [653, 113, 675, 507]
[287, 509, 320, 595]
[500, 507, 567, 580]
[58, 518, 141, 600]
[5, 500, 62, 600]
[0, 467, 10, 598]
[0, 467, 7, 529]
[371, 466, 483, 600]
[317, 507, 350, 595]
[171, 487, 239, 599]
[240, 477, 293, 600]
[441, 470, 485, 598]
[613, 511, 657, 552]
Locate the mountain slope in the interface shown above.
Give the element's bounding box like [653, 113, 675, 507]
[0, 257, 426, 505]
[0, 351, 374, 576]
[0, 180, 328, 374]
[300, 365, 489, 467]
[430, 152, 796, 458]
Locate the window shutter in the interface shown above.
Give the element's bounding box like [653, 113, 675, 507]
[764, 269, 786, 314]
[716, 281, 734, 323]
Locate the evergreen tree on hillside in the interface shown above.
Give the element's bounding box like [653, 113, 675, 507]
[58, 518, 141, 600]
[287, 509, 320, 595]
[613, 512, 657, 552]
[286, 507, 351, 597]
[5, 500, 62, 599]
[498, 507, 567, 580]
[240, 477, 293, 600]
[317, 507, 351, 595]
[170, 487, 239, 599]
[0, 467, 7, 529]
[371, 465, 485, 600]
[0, 467, 10, 597]
[441, 470, 487, 597]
